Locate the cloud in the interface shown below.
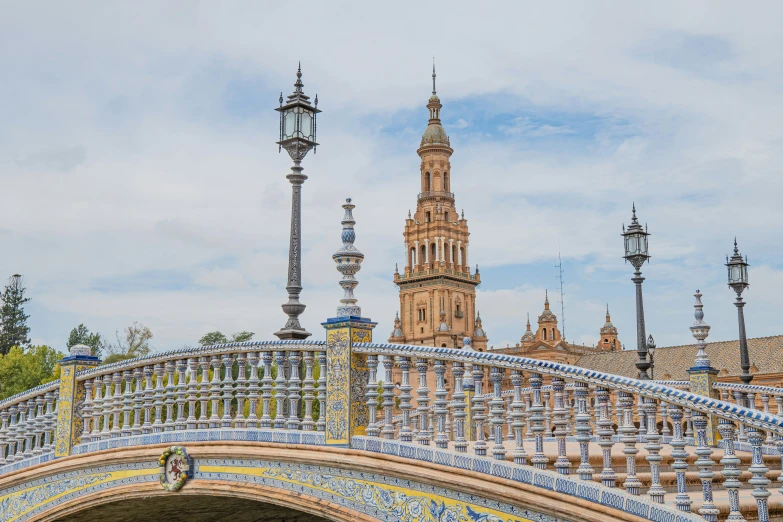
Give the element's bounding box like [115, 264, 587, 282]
[1, 2, 781, 352]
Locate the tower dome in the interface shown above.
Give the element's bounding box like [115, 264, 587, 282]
[420, 63, 450, 148]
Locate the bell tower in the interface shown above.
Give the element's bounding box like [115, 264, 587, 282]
[390, 67, 484, 350]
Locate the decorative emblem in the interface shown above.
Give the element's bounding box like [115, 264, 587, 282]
[159, 446, 190, 491]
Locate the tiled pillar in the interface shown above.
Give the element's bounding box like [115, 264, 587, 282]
[54, 344, 100, 457]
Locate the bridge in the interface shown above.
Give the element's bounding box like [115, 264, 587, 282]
[2, 332, 782, 522]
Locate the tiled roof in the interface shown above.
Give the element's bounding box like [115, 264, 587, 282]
[575, 335, 783, 380]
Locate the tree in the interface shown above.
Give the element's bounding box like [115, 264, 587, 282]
[102, 322, 153, 365]
[0, 345, 63, 400]
[67, 324, 105, 358]
[0, 274, 31, 355]
[198, 331, 254, 346]
[199, 331, 228, 346]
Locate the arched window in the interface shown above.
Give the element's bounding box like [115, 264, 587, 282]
[410, 247, 416, 267]
[445, 211, 449, 222]
[543, 328, 548, 340]
[459, 247, 465, 265]
[452, 245, 457, 263]
[425, 211, 431, 223]
[441, 343, 447, 347]
[420, 245, 426, 264]
[424, 172, 431, 192]
[431, 242, 437, 262]
[551, 330, 555, 341]
[444, 172, 449, 191]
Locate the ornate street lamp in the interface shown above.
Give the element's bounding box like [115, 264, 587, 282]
[622, 204, 651, 379]
[726, 239, 752, 386]
[274, 64, 321, 340]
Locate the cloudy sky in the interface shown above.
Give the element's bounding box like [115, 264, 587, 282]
[1, 2, 782, 355]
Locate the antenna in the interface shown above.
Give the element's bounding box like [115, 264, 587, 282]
[555, 249, 566, 340]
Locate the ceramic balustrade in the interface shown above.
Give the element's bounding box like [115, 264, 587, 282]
[0, 382, 59, 466]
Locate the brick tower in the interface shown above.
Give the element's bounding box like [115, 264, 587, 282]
[390, 67, 485, 350]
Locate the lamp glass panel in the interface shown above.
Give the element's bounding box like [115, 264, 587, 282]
[628, 236, 639, 254]
[284, 110, 296, 139]
[300, 111, 312, 140]
[639, 235, 648, 255]
[730, 265, 741, 283]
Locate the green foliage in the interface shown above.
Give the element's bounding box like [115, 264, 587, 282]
[0, 274, 31, 355]
[0, 345, 64, 400]
[199, 331, 228, 346]
[231, 331, 254, 343]
[67, 324, 105, 358]
[199, 330, 255, 346]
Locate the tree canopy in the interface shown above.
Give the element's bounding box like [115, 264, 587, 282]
[0, 345, 63, 400]
[0, 274, 31, 355]
[102, 322, 153, 365]
[67, 324, 105, 358]
[199, 330, 255, 346]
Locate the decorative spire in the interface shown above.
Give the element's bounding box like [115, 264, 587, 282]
[394, 263, 399, 275]
[390, 311, 403, 339]
[544, 290, 550, 309]
[332, 198, 364, 317]
[432, 59, 437, 95]
[294, 61, 304, 93]
[526, 313, 531, 329]
[521, 312, 534, 342]
[690, 289, 712, 368]
[606, 303, 610, 321]
[408, 209, 411, 219]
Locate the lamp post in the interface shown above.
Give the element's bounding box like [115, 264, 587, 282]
[622, 204, 652, 379]
[274, 64, 321, 340]
[726, 239, 751, 387]
[647, 335, 656, 380]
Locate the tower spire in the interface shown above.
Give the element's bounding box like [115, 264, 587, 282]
[432, 59, 436, 95]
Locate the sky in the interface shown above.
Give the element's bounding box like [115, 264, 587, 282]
[1, 2, 782, 355]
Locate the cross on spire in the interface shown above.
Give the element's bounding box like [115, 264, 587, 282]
[432, 58, 436, 95]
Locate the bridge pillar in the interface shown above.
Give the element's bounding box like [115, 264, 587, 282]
[322, 316, 376, 447]
[687, 364, 721, 446]
[54, 344, 100, 457]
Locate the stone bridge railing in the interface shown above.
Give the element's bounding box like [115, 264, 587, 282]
[3, 334, 783, 521]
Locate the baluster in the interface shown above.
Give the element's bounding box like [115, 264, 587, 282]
[261, 351, 273, 429]
[20, 401, 32, 458]
[246, 353, 260, 429]
[82, 379, 94, 444]
[162, 362, 175, 432]
[542, 388, 552, 436]
[221, 354, 235, 428]
[644, 398, 664, 503]
[734, 391, 747, 442]
[660, 401, 670, 438]
[524, 391, 532, 439]
[382, 356, 396, 439]
[428, 410, 435, 440]
[717, 418, 743, 520]
[761, 394, 773, 445]
[316, 351, 327, 432]
[489, 366, 506, 460]
[434, 360, 449, 449]
[452, 362, 467, 453]
[552, 377, 570, 474]
[510, 370, 526, 464]
[209, 356, 222, 428]
[187, 359, 199, 430]
[132, 368, 144, 435]
[0, 409, 8, 465]
[684, 407, 694, 439]
[43, 392, 55, 453]
[235, 353, 247, 429]
[110, 372, 122, 438]
[748, 427, 771, 522]
[302, 351, 315, 431]
[595, 387, 614, 487]
[668, 405, 691, 513]
[198, 357, 210, 429]
[274, 351, 287, 429]
[7, 406, 18, 461]
[530, 373, 547, 470]
[90, 375, 103, 440]
[412, 414, 419, 439]
[573, 381, 593, 481]
[24, 400, 35, 458]
[152, 363, 165, 433]
[503, 396, 512, 441]
[142, 366, 154, 434]
[365, 355, 380, 437]
[121, 370, 133, 436]
[175, 360, 188, 431]
[563, 387, 573, 437]
[101, 375, 112, 439]
[287, 351, 301, 430]
[693, 412, 719, 522]
[619, 392, 641, 495]
[32, 395, 44, 455]
[471, 365, 486, 456]
[777, 396, 783, 498]
[397, 356, 412, 441]
[416, 358, 431, 445]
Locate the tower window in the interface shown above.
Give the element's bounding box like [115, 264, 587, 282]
[425, 211, 431, 223]
[445, 211, 449, 222]
[444, 172, 449, 191]
[424, 172, 431, 192]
